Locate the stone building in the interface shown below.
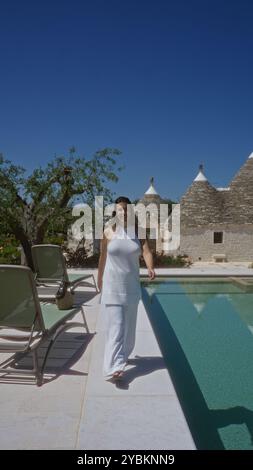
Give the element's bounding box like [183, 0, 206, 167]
[137, 177, 170, 253]
[178, 153, 253, 262]
[137, 153, 253, 262]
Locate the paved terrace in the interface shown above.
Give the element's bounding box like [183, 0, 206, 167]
[0, 264, 252, 450]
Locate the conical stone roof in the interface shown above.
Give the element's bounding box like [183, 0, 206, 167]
[224, 153, 253, 224]
[180, 165, 223, 227]
[138, 177, 166, 206]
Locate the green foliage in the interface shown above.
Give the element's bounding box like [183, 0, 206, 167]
[43, 234, 67, 246]
[140, 252, 192, 268]
[0, 148, 122, 267]
[0, 237, 21, 264]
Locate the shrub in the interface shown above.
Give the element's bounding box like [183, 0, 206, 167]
[44, 234, 67, 246]
[64, 247, 88, 268]
[84, 252, 100, 268]
[64, 246, 100, 268]
[0, 237, 21, 264]
[140, 252, 192, 268]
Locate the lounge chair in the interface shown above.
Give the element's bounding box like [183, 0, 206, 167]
[32, 244, 97, 297]
[0, 265, 89, 386]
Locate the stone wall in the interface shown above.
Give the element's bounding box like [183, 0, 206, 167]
[225, 158, 253, 224]
[179, 224, 253, 261]
[142, 157, 253, 260]
[180, 181, 224, 227]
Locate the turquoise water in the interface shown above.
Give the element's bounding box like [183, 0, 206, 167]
[141, 277, 253, 450]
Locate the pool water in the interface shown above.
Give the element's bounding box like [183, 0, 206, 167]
[141, 277, 253, 450]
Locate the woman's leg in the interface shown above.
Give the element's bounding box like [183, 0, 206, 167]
[103, 303, 127, 378]
[123, 301, 139, 361]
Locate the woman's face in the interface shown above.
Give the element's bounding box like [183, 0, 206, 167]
[115, 201, 135, 226]
[116, 202, 128, 224]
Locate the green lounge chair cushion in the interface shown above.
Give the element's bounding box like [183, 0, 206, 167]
[67, 273, 93, 284]
[40, 303, 80, 331]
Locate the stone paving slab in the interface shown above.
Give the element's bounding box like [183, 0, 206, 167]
[77, 298, 195, 450]
[77, 395, 194, 450]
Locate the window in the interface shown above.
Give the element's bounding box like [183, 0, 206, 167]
[213, 231, 223, 244]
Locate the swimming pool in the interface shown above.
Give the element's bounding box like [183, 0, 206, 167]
[141, 276, 253, 450]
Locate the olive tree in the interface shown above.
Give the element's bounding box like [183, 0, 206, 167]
[0, 147, 122, 268]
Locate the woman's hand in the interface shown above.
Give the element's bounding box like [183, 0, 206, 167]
[148, 268, 156, 280]
[141, 238, 155, 281]
[97, 234, 107, 293]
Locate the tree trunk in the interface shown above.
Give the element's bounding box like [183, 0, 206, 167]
[20, 238, 34, 270]
[36, 216, 52, 244]
[10, 223, 34, 270]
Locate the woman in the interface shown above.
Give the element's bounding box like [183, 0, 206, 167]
[97, 196, 155, 382]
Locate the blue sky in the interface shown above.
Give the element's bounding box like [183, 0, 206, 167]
[0, 0, 253, 201]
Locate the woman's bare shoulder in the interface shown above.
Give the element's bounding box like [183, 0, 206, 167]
[104, 226, 115, 242]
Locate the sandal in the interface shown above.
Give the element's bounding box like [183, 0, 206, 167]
[112, 370, 124, 381]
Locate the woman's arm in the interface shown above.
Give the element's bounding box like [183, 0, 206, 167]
[141, 238, 156, 280]
[97, 233, 108, 291]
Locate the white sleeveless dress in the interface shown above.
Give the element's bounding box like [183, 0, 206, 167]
[100, 225, 141, 305]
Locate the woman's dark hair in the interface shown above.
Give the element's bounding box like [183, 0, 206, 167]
[112, 196, 132, 217]
[114, 196, 132, 205]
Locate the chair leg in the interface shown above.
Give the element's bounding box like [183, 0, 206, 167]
[81, 306, 90, 333]
[92, 274, 98, 292]
[33, 350, 43, 387]
[40, 337, 55, 382]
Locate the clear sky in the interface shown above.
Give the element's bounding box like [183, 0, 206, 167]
[0, 0, 253, 201]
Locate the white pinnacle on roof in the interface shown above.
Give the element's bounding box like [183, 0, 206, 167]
[248, 152, 253, 159]
[145, 177, 158, 195]
[194, 164, 207, 182]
